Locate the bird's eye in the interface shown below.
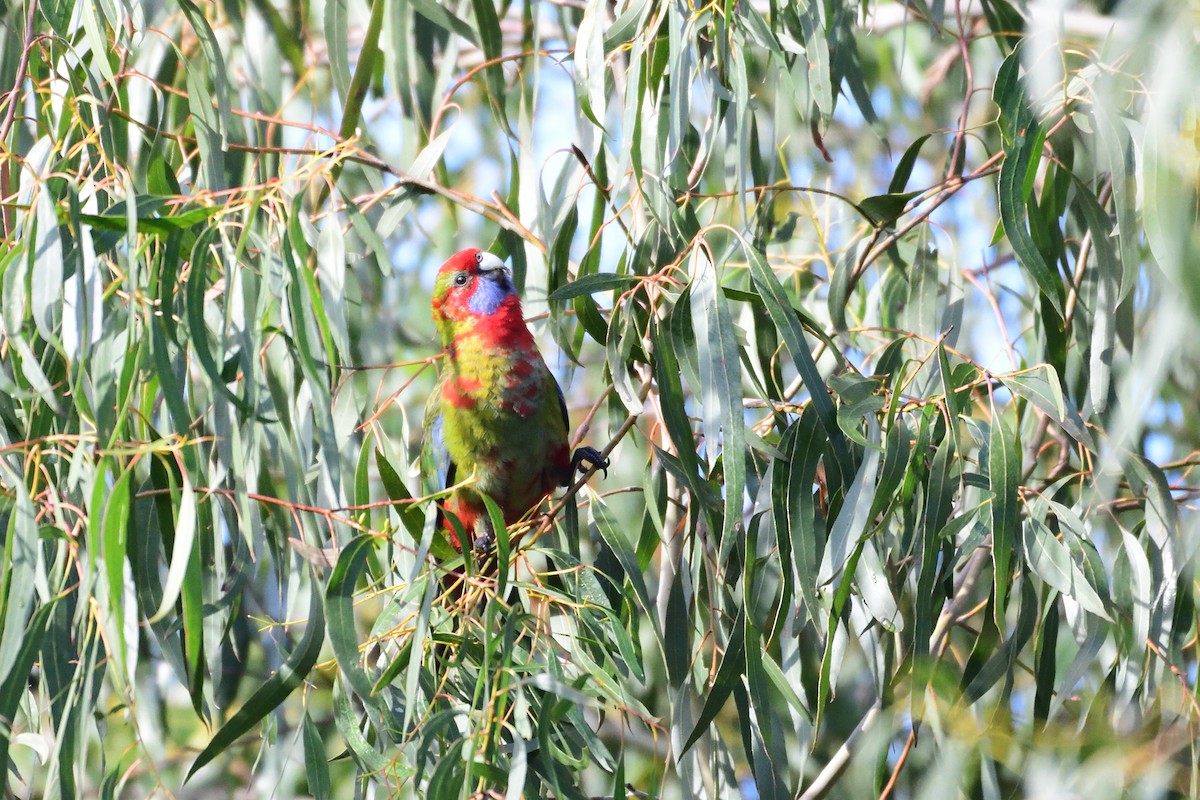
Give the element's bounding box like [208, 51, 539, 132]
[453, 273, 469, 287]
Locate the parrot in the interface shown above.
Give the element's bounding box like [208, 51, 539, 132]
[422, 247, 608, 552]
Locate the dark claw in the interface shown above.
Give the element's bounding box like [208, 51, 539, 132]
[571, 446, 609, 479]
[472, 531, 495, 552]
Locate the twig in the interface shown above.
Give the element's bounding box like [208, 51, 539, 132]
[877, 726, 917, 800]
[571, 144, 634, 244]
[429, 48, 569, 138]
[571, 384, 615, 448]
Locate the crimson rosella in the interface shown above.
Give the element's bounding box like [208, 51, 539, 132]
[423, 247, 608, 551]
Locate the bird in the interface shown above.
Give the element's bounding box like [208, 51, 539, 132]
[422, 247, 608, 553]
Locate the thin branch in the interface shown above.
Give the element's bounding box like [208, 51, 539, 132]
[798, 703, 885, 800]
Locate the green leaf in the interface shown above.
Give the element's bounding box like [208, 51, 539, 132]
[604, 0, 653, 48]
[994, 51, 1064, 315]
[650, 322, 722, 526]
[888, 134, 934, 193]
[103, 466, 134, 677]
[818, 416, 880, 586]
[547, 272, 638, 302]
[326, 535, 379, 699]
[175, 0, 233, 145]
[183, 44, 226, 190]
[915, 434, 957, 663]
[148, 468, 197, 624]
[411, 0, 477, 41]
[902, 229, 940, 342]
[354, 436, 372, 512]
[988, 402, 1020, 624]
[591, 499, 661, 648]
[31, 181, 63, 346]
[1000, 365, 1094, 449]
[479, 492, 510, 598]
[186, 581, 326, 781]
[0, 601, 58, 783]
[334, 678, 397, 776]
[800, 1, 833, 118]
[0, 471, 40, 691]
[689, 249, 746, 558]
[1069, 177, 1121, 415]
[965, 581, 1037, 703]
[826, 242, 860, 336]
[723, 284, 842, 359]
[869, 417, 912, 521]
[680, 610, 745, 757]
[377, 449, 454, 561]
[829, 372, 886, 448]
[335, 0, 387, 159]
[573, 292, 610, 345]
[1022, 518, 1109, 619]
[469, 0, 508, 129]
[607, 301, 643, 414]
[324, 0, 352, 103]
[43, 592, 90, 797]
[302, 711, 332, 800]
[745, 246, 848, 476]
[1128, 456, 1179, 680]
[979, 0, 1024, 53]
[743, 616, 789, 800]
[81, 202, 215, 236]
[858, 190, 921, 229]
[184, 229, 257, 416]
[773, 408, 826, 630]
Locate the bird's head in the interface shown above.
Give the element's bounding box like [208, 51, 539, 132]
[431, 248, 520, 344]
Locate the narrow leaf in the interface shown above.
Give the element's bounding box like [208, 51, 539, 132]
[989, 402, 1020, 623]
[302, 711, 332, 800]
[1000, 365, 1093, 449]
[326, 535, 379, 699]
[689, 249, 746, 557]
[187, 582, 326, 781]
[149, 468, 197, 624]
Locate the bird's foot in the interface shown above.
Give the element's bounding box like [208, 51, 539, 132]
[469, 511, 497, 553]
[571, 446, 609, 479]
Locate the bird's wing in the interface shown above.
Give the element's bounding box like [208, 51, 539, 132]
[551, 372, 608, 484]
[554, 376, 571, 438]
[420, 372, 456, 493]
[548, 374, 580, 487]
[420, 373, 460, 546]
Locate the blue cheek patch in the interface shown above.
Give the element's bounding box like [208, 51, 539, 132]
[468, 273, 514, 315]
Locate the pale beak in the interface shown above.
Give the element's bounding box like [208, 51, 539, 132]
[476, 252, 507, 273]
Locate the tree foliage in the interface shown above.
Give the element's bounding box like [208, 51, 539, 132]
[1, 0, 1198, 797]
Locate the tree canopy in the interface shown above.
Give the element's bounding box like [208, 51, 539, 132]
[1, 0, 1198, 797]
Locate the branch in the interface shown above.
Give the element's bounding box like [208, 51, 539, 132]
[797, 702, 884, 800]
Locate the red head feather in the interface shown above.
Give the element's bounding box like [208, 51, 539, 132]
[431, 248, 530, 350]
